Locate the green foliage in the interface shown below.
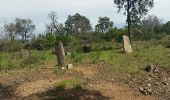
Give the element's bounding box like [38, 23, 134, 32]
[0, 50, 51, 71]
[56, 35, 71, 46]
[71, 52, 84, 62]
[0, 52, 21, 71]
[74, 39, 170, 74]
[95, 17, 113, 33]
[161, 21, 170, 34]
[31, 33, 56, 50]
[15, 18, 35, 41]
[0, 41, 22, 52]
[65, 13, 92, 34]
[21, 51, 49, 68]
[114, 0, 154, 27]
[102, 28, 127, 42]
[56, 78, 83, 88]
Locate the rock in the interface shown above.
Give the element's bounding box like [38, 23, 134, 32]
[111, 79, 115, 82]
[164, 78, 168, 82]
[67, 64, 73, 69]
[145, 87, 152, 95]
[168, 77, 170, 81]
[20, 49, 29, 59]
[61, 67, 65, 70]
[66, 52, 71, 56]
[147, 84, 152, 87]
[139, 87, 147, 95]
[123, 35, 133, 53]
[162, 82, 169, 86]
[144, 64, 158, 73]
[139, 86, 152, 95]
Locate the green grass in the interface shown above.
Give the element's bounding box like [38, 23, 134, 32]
[1, 39, 170, 75]
[71, 42, 170, 74]
[0, 50, 55, 72]
[56, 78, 84, 88]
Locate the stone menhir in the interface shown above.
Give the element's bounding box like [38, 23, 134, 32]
[55, 41, 66, 68]
[123, 35, 133, 53]
[20, 49, 29, 59]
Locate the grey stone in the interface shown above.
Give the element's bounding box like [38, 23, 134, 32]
[20, 49, 29, 59]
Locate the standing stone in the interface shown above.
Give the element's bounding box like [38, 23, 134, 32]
[55, 41, 66, 68]
[123, 35, 133, 53]
[20, 49, 29, 59]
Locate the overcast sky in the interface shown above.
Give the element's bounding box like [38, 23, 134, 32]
[0, 0, 169, 33]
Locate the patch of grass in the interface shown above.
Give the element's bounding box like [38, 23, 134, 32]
[73, 41, 170, 75]
[56, 78, 84, 88]
[21, 51, 50, 68]
[0, 52, 21, 71]
[70, 52, 84, 63]
[0, 50, 55, 72]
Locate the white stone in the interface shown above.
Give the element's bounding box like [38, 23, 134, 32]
[123, 35, 133, 53]
[67, 64, 73, 69]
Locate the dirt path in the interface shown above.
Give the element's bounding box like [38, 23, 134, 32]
[0, 62, 157, 100]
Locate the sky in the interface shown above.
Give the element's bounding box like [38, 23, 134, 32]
[0, 0, 169, 33]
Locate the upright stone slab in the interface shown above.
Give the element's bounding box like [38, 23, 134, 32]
[55, 41, 66, 68]
[20, 49, 29, 59]
[123, 35, 133, 53]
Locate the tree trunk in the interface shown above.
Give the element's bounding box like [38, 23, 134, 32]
[127, 0, 132, 43]
[55, 41, 66, 68]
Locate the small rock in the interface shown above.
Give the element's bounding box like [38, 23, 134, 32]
[67, 64, 73, 69]
[147, 84, 152, 87]
[66, 52, 71, 56]
[145, 64, 154, 72]
[164, 78, 168, 82]
[168, 77, 170, 81]
[61, 67, 65, 70]
[144, 64, 158, 73]
[139, 87, 147, 95]
[145, 87, 152, 95]
[111, 79, 115, 82]
[162, 82, 169, 86]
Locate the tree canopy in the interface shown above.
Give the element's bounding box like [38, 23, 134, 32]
[15, 18, 35, 41]
[65, 13, 92, 34]
[114, 0, 154, 41]
[95, 17, 113, 33]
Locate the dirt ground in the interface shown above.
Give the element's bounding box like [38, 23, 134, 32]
[0, 62, 161, 100]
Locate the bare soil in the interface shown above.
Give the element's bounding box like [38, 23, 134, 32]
[0, 62, 161, 100]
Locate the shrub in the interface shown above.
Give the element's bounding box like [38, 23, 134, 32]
[0, 41, 22, 52]
[82, 45, 91, 53]
[21, 51, 48, 68]
[71, 52, 83, 62]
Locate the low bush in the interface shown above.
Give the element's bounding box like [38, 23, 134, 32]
[21, 51, 49, 68]
[71, 52, 84, 62]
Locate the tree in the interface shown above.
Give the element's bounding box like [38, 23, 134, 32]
[45, 11, 64, 35]
[95, 17, 113, 33]
[114, 0, 154, 42]
[141, 15, 162, 34]
[65, 13, 92, 34]
[15, 18, 35, 41]
[4, 23, 17, 41]
[162, 21, 170, 35]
